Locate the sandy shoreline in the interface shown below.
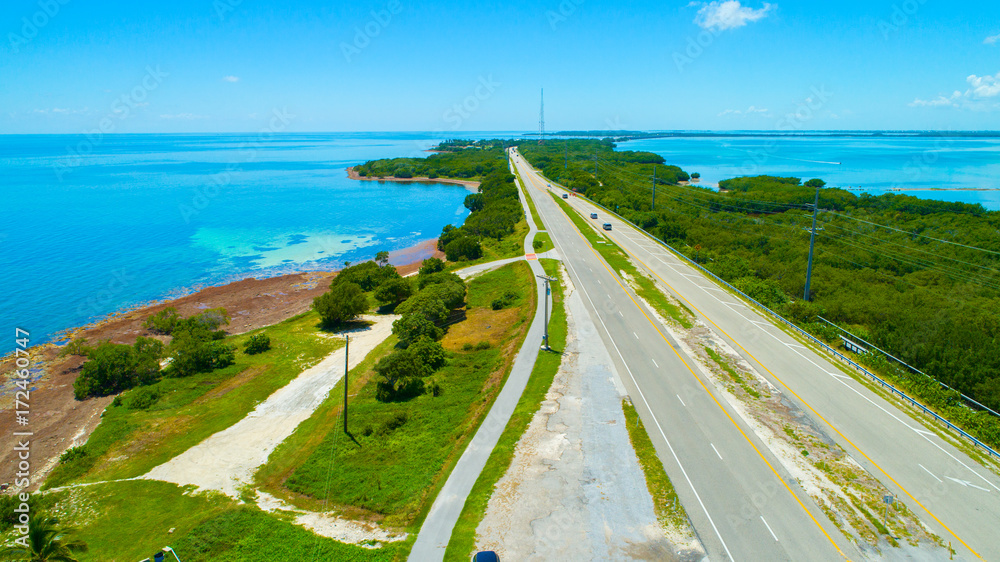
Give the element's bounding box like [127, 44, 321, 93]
[346, 166, 480, 192]
[0, 238, 444, 491]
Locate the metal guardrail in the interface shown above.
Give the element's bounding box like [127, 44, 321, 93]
[575, 195, 1000, 461]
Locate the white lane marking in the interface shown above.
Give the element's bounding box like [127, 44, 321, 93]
[618, 310, 624, 318]
[761, 516, 779, 542]
[721, 302, 745, 307]
[751, 320, 773, 327]
[919, 464, 943, 483]
[783, 342, 806, 349]
[677, 395, 686, 407]
[947, 477, 991, 492]
[652, 358, 659, 368]
[702, 287, 727, 293]
[681, 273, 701, 278]
[724, 303, 1000, 493]
[598, 278, 602, 285]
[562, 255, 736, 561]
[711, 443, 723, 460]
[633, 331, 639, 340]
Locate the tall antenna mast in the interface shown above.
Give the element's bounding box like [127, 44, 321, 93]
[538, 88, 545, 145]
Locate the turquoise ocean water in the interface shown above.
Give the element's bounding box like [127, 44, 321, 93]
[617, 134, 1000, 211]
[0, 132, 498, 355]
[2, 132, 997, 355]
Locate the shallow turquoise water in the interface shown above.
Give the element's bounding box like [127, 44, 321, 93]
[0, 133, 486, 353]
[618, 135, 1000, 211]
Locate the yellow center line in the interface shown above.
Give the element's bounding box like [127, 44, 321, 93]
[526, 165, 849, 560]
[599, 202, 983, 560]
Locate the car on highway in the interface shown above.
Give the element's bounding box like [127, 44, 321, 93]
[471, 552, 499, 562]
[562, 193, 568, 199]
[590, 213, 598, 219]
[603, 223, 612, 230]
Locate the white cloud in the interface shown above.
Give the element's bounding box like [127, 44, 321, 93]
[159, 113, 209, 120]
[694, 1, 773, 31]
[718, 105, 771, 117]
[223, 75, 240, 83]
[985, 34, 1000, 45]
[910, 72, 1000, 109]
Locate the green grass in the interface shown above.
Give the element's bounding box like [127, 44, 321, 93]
[44, 480, 232, 562]
[172, 506, 404, 561]
[444, 259, 567, 561]
[550, 193, 693, 329]
[703, 346, 761, 399]
[44, 312, 344, 488]
[621, 399, 689, 530]
[41, 479, 399, 562]
[277, 262, 537, 529]
[514, 164, 544, 231]
[531, 231, 554, 254]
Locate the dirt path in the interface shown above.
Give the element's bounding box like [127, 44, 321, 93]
[474, 269, 704, 561]
[140, 315, 397, 497]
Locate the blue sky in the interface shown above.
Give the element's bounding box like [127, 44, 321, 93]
[1, 0, 998, 133]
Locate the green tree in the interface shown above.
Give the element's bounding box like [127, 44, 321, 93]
[373, 278, 413, 306]
[419, 257, 445, 275]
[395, 292, 448, 324]
[374, 349, 428, 401]
[444, 237, 482, 261]
[375, 251, 390, 267]
[0, 515, 87, 561]
[72, 338, 163, 399]
[313, 282, 368, 326]
[243, 333, 271, 355]
[143, 307, 180, 334]
[392, 313, 444, 347]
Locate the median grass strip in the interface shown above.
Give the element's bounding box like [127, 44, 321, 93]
[44, 311, 343, 488]
[443, 258, 567, 561]
[531, 231, 554, 253]
[703, 346, 761, 399]
[512, 160, 543, 231]
[263, 262, 536, 536]
[621, 399, 689, 531]
[550, 193, 693, 329]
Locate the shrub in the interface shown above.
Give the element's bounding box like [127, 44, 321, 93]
[437, 225, 462, 251]
[491, 289, 520, 310]
[395, 292, 449, 323]
[169, 335, 235, 377]
[73, 337, 164, 399]
[408, 337, 446, 371]
[444, 236, 483, 262]
[417, 271, 463, 290]
[144, 307, 181, 334]
[59, 447, 88, 465]
[533, 239, 544, 250]
[374, 278, 413, 306]
[418, 257, 445, 276]
[331, 260, 400, 292]
[313, 282, 368, 326]
[392, 314, 444, 347]
[125, 386, 161, 410]
[475, 341, 491, 350]
[244, 333, 271, 355]
[374, 349, 428, 401]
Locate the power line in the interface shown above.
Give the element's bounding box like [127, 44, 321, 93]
[827, 211, 1000, 256]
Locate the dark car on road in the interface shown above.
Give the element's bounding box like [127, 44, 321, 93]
[562, 193, 568, 199]
[603, 223, 612, 230]
[472, 552, 499, 562]
[590, 213, 598, 219]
